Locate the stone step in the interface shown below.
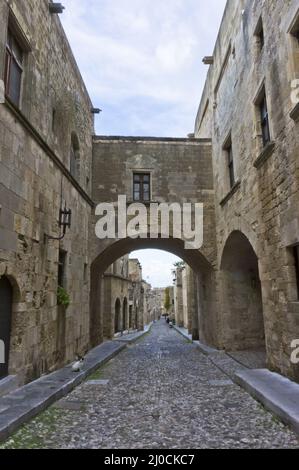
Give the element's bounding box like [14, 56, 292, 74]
[235, 369, 299, 435]
[0, 376, 18, 398]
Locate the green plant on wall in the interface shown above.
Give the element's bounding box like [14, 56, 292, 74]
[57, 286, 70, 308]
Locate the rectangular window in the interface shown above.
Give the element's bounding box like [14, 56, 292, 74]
[58, 250, 67, 288]
[4, 28, 23, 106]
[260, 92, 270, 147]
[254, 17, 264, 51]
[294, 245, 299, 300]
[84, 263, 88, 284]
[290, 13, 299, 45]
[133, 173, 151, 202]
[227, 144, 235, 189]
[223, 135, 235, 190]
[290, 12, 299, 90]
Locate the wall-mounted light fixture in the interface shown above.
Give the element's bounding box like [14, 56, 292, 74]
[49, 3, 65, 14]
[45, 205, 72, 242]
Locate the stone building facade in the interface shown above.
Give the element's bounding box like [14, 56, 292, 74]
[195, 0, 299, 380]
[174, 265, 198, 339]
[128, 258, 150, 332]
[90, 136, 216, 351]
[102, 256, 154, 340]
[0, 0, 94, 384]
[1, 0, 299, 387]
[102, 256, 131, 339]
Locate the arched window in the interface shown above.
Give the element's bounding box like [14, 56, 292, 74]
[70, 132, 80, 180]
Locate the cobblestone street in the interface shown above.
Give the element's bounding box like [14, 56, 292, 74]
[1, 321, 299, 449]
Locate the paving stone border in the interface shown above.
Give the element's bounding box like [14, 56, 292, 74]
[235, 369, 299, 435]
[0, 326, 152, 442]
[173, 324, 299, 436]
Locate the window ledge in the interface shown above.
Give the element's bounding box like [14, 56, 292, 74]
[254, 141, 276, 169]
[220, 180, 241, 207]
[126, 200, 157, 206]
[290, 102, 299, 122]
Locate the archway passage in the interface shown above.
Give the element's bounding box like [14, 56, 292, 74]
[0, 276, 13, 379]
[90, 237, 215, 348]
[114, 299, 121, 334]
[220, 231, 265, 351]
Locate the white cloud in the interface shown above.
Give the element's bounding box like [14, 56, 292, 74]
[130, 250, 182, 288]
[59, 1, 226, 284]
[60, 0, 227, 136]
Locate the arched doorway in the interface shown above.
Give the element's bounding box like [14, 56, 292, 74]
[0, 276, 13, 379]
[114, 299, 121, 334]
[220, 231, 265, 351]
[122, 298, 128, 331]
[129, 305, 133, 329]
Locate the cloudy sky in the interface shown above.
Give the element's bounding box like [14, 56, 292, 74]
[60, 0, 226, 286]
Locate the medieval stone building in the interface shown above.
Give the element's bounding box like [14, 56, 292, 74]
[1, 0, 299, 389]
[195, 0, 299, 380]
[0, 0, 94, 385]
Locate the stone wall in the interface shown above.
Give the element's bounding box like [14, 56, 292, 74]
[195, 0, 299, 379]
[103, 256, 132, 338]
[0, 0, 94, 383]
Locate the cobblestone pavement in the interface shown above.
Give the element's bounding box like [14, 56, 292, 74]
[1, 321, 299, 449]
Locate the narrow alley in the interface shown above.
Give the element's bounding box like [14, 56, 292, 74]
[1, 321, 298, 449]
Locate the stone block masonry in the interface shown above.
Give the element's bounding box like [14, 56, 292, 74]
[0, 0, 94, 384]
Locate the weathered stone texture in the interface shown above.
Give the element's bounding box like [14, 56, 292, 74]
[195, 0, 299, 379]
[0, 0, 94, 383]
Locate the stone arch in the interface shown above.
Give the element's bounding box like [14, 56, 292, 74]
[219, 230, 265, 351]
[218, 220, 259, 270]
[70, 132, 80, 180]
[114, 298, 121, 334]
[90, 236, 216, 347]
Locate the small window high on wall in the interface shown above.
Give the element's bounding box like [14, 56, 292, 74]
[260, 92, 271, 147]
[70, 133, 80, 180]
[4, 28, 24, 106]
[223, 134, 235, 190]
[133, 173, 151, 202]
[254, 17, 264, 52]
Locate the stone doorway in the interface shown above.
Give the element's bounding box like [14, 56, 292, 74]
[0, 276, 13, 379]
[220, 231, 266, 352]
[114, 299, 121, 334]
